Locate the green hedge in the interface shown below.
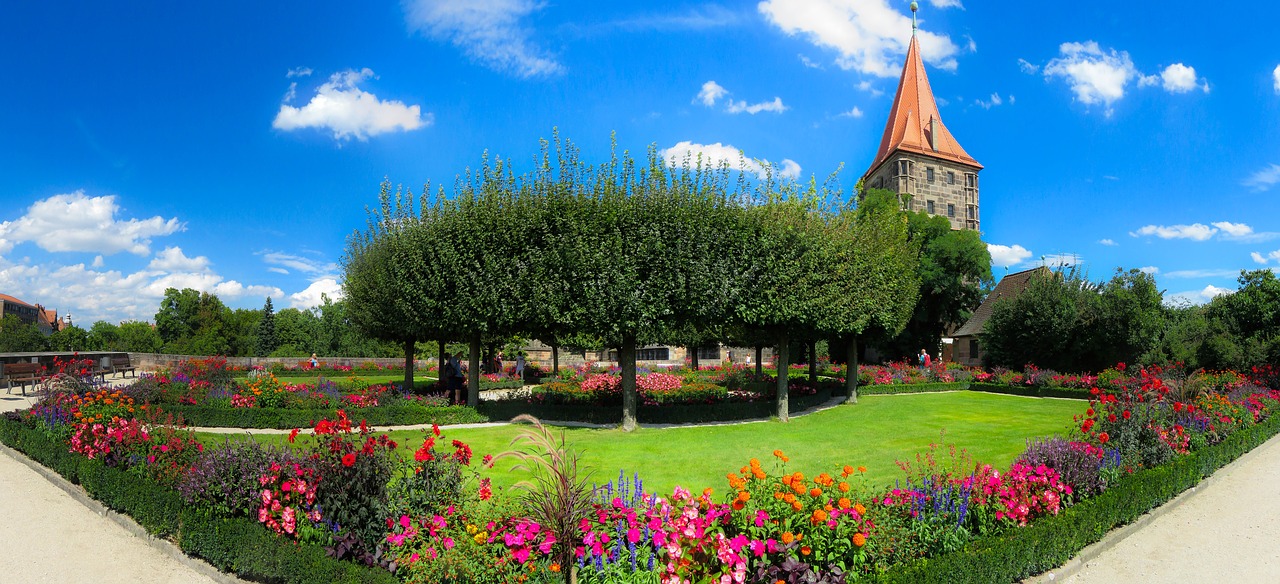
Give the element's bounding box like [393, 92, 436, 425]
[165, 402, 487, 429]
[967, 382, 1092, 400]
[874, 411, 1280, 583]
[858, 382, 970, 395]
[0, 417, 397, 584]
[478, 389, 836, 425]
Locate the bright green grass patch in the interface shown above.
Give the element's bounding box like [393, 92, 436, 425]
[196, 392, 1080, 496]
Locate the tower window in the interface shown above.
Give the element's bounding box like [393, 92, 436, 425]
[967, 206, 975, 219]
[927, 200, 935, 214]
[926, 167, 935, 183]
[898, 160, 911, 176]
[947, 171, 955, 185]
[947, 204, 955, 218]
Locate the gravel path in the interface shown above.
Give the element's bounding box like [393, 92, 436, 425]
[1054, 432, 1280, 583]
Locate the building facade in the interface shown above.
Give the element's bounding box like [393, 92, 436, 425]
[861, 8, 982, 231]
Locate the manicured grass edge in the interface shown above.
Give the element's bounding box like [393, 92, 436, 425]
[856, 382, 1091, 400]
[873, 412, 1280, 583]
[0, 414, 397, 584]
[479, 388, 838, 425]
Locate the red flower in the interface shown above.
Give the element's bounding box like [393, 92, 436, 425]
[432, 424, 441, 437]
[1122, 410, 1131, 420]
[342, 453, 356, 467]
[288, 428, 300, 443]
[1098, 432, 1110, 444]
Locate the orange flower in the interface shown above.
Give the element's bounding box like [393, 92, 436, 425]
[550, 563, 560, 573]
[842, 465, 854, 477]
[781, 532, 795, 544]
[838, 482, 850, 493]
[738, 491, 751, 502]
[854, 503, 866, 515]
[732, 501, 745, 510]
[809, 488, 822, 497]
[792, 471, 805, 482]
[740, 465, 750, 474]
[838, 497, 852, 509]
[783, 493, 796, 504]
[811, 509, 828, 524]
[858, 466, 867, 473]
[800, 546, 812, 556]
[750, 458, 761, 468]
[791, 501, 803, 512]
[703, 487, 714, 498]
[853, 533, 867, 547]
[753, 469, 766, 480]
[773, 449, 785, 459]
[774, 492, 784, 500]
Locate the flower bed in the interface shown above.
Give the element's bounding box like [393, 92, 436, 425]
[5, 362, 1279, 583]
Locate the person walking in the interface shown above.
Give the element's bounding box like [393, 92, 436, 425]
[450, 351, 466, 405]
[514, 353, 526, 383]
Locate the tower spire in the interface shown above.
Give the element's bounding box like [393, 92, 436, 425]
[911, 1, 918, 35]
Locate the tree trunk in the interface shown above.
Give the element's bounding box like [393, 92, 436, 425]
[552, 344, 560, 374]
[468, 337, 481, 407]
[437, 339, 447, 390]
[846, 336, 859, 404]
[403, 339, 416, 394]
[690, 346, 699, 371]
[755, 345, 763, 378]
[776, 335, 790, 422]
[621, 337, 638, 432]
[808, 339, 817, 385]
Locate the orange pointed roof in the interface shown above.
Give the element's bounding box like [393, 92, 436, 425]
[865, 35, 982, 178]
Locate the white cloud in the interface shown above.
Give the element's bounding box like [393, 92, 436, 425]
[1008, 95, 1015, 104]
[286, 67, 313, 78]
[987, 243, 1031, 268]
[1164, 269, 1241, 279]
[1167, 285, 1233, 306]
[660, 141, 801, 179]
[1017, 58, 1039, 74]
[1274, 64, 1280, 94]
[1043, 41, 1139, 115]
[726, 97, 787, 114]
[290, 278, 344, 310]
[936, 97, 949, 107]
[975, 92, 1003, 109]
[148, 246, 211, 273]
[1130, 223, 1218, 241]
[268, 267, 290, 275]
[1252, 252, 1268, 265]
[273, 68, 429, 141]
[1139, 266, 1159, 275]
[697, 80, 729, 106]
[962, 34, 976, 53]
[759, 0, 960, 78]
[1244, 164, 1280, 192]
[798, 54, 823, 69]
[261, 251, 339, 275]
[0, 191, 182, 256]
[1100, 238, 1117, 246]
[1212, 221, 1253, 238]
[840, 106, 864, 118]
[1157, 63, 1209, 93]
[856, 80, 884, 97]
[91, 255, 104, 268]
[403, 0, 562, 78]
[926, 0, 963, 7]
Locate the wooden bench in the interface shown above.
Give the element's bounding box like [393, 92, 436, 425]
[3, 362, 45, 395]
[110, 356, 137, 378]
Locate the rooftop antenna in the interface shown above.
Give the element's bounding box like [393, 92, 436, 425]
[911, 2, 918, 35]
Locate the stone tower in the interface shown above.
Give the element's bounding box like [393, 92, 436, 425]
[861, 4, 982, 231]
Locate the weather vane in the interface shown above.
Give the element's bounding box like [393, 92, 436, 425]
[911, 2, 918, 33]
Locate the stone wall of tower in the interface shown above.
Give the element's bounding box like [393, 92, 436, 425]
[864, 152, 980, 231]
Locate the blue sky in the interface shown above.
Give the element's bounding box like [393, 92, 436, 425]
[2, 1, 1279, 325]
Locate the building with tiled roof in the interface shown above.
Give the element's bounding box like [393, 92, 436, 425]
[948, 267, 1050, 366]
[0, 294, 63, 335]
[862, 3, 982, 231]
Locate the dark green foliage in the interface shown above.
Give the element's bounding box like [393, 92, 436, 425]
[256, 297, 278, 357]
[0, 416, 396, 584]
[0, 313, 48, 352]
[479, 387, 836, 424]
[48, 324, 90, 351]
[874, 412, 1280, 583]
[1199, 269, 1280, 370]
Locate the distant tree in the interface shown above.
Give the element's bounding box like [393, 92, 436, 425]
[155, 287, 234, 355]
[869, 191, 992, 360]
[0, 314, 47, 352]
[48, 325, 90, 351]
[86, 321, 122, 351]
[273, 308, 321, 357]
[1084, 268, 1164, 370]
[117, 321, 163, 353]
[980, 268, 1084, 371]
[1203, 269, 1280, 369]
[256, 297, 278, 357]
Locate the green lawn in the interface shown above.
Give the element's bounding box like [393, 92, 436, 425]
[197, 392, 1082, 496]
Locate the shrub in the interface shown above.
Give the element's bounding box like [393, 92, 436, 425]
[1017, 437, 1104, 498]
[178, 439, 310, 518]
